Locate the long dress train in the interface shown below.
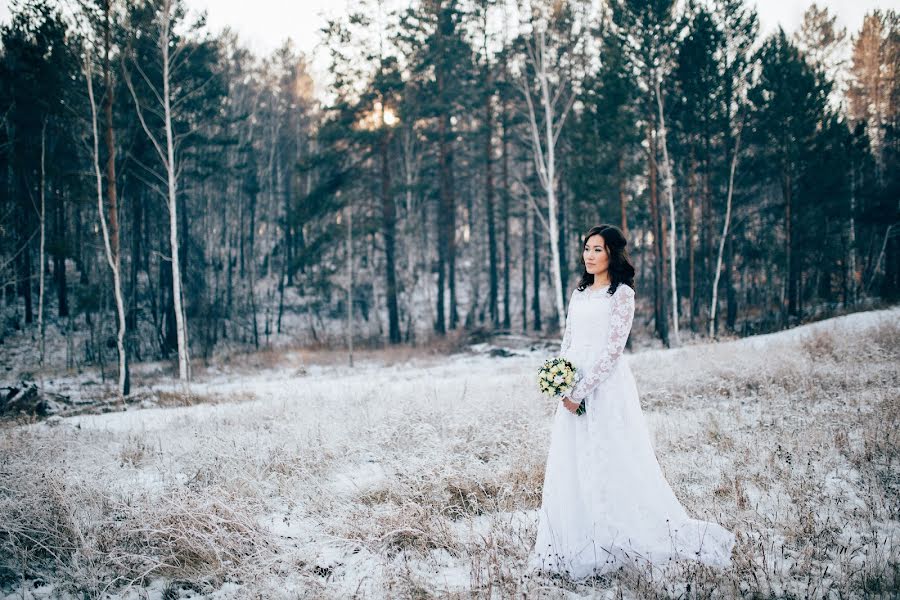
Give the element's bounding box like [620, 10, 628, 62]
[530, 283, 736, 579]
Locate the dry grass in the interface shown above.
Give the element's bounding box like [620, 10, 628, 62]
[0, 430, 275, 596]
[0, 310, 898, 598]
[153, 389, 256, 408]
[199, 328, 490, 375]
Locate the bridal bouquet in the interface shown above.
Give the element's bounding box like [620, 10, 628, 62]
[537, 357, 585, 415]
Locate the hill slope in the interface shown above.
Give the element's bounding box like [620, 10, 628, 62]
[1, 307, 898, 598]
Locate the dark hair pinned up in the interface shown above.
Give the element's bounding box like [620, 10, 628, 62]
[575, 224, 636, 296]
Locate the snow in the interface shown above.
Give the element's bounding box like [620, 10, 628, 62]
[1, 306, 898, 597]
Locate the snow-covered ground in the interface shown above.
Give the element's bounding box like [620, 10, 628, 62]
[1, 307, 898, 598]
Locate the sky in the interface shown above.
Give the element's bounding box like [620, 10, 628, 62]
[0, 0, 894, 75]
[146, 0, 900, 99]
[171, 0, 893, 58]
[1, 0, 894, 57]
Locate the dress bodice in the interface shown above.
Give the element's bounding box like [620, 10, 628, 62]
[559, 283, 636, 403]
[565, 285, 614, 355]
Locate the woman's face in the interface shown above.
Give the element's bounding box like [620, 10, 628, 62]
[583, 234, 610, 277]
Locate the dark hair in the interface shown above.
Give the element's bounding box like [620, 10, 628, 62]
[575, 224, 636, 296]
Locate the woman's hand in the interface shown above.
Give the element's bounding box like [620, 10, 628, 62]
[561, 397, 580, 414]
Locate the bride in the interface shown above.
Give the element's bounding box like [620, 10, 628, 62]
[530, 224, 736, 579]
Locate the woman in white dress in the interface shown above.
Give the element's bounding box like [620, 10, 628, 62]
[531, 224, 736, 579]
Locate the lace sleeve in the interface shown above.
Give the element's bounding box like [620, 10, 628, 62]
[570, 284, 635, 402]
[560, 290, 576, 355]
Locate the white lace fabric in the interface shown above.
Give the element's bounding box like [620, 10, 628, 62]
[531, 283, 736, 579]
[565, 284, 634, 402]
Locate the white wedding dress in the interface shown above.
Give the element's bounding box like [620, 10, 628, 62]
[530, 283, 736, 579]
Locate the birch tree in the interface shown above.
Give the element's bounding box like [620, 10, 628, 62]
[612, 0, 679, 346]
[708, 0, 756, 336]
[644, 0, 682, 346]
[100, 0, 128, 393]
[519, 27, 577, 333]
[84, 42, 127, 397]
[123, 0, 189, 381]
[654, 78, 680, 345]
[710, 118, 743, 336]
[345, 202, 354, 367]
[37, 120, 46, 369]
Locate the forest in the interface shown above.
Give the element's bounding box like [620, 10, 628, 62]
[1, 0, 897, 396]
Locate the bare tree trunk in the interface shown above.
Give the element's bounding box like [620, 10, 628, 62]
[532, 203, 542, 332]
[541, 63, 564, 334]
[380, 127, 401, 344]
[783, 171, 796, 323]
[400, 124, 428, 337]
[86, 46, 127, 398]
[282, 145, 294, 289]
[435, 112, 449, 335]
[520, 30, 575, 334]
[346, 203, 354, 367]
[702, 163, 712, 327]
[688, 153, 697, 331]
[557, 176, 568, 293]
[521, 196, 528, 332]
[104, 2, 128, 394]
[248, 178, 259, 350]
[125, 0, 189, 381]
[20, 205, 33, 325]
[654, 79, 680, 346]
[864, 224, 895, 294]
[847, 160, 858, 305]
[434, 10, 458, 335]
[647, 123, 669, 346]
[38, 121, 46, 370]
[247, 152, 258, 350]
[501, 101, 511, 330]
[447, 145, 459, 331]
[725, 234, 737, 331]
[278, 136, 289, 334]
[639, 227, 648, 291]
[501, 54, 511, 331]
[66, 311, 74, 370]
[485, 82, 499, 328]
[277, 254, 286, 334]
[618, 154, 628, 234]
[163, 7, 189, 380]
[710, 121, 743, 337]
[128, 188, 142, 332]
[54, 188, 68, 317]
